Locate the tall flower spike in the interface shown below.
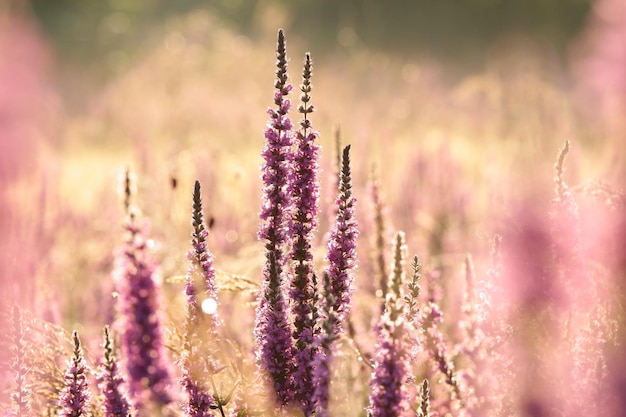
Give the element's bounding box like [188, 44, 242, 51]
[9, 305, 30, 416]
[255, 28, 296, 406]
[325, 144, 359, 336]
[59, 331, 91, 417]
[114, 168, 172, 408]
[367, 232, 411, 417]
[289, 52, 321, 414]
[98, 326, 131, 417]
[180, 181, 221, 417]
[188, 180, 219, 329]
[258, 28, 294, 252]
[254, 252, 295, 406]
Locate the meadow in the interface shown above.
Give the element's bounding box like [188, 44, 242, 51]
[1, 4, 626, 416]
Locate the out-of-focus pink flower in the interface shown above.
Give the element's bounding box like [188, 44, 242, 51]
[114, 215, 172, 408]
[0, 11, 56, 307]
[367, 232, 410, 417]
[574, 0, 626, 125]
[97, 326, 132, 417]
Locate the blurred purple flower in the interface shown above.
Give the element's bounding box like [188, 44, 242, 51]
[59, 331, 91, 417]
[575, 0, 626, 124]
[367, 321, 410, 417]
[367, 232, 410, 417]
[0, 12, 55, 314]
[180, 366, 215, 417]
[114, 205, 172, 407]
[98, 326, 131, 417]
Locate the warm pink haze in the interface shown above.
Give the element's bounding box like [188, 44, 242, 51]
[1, 1, 626, 416]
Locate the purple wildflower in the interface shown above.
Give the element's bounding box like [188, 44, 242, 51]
[59, 331, 91, 417]
[367, 321, 411, 417]
[289, 52, 321, 414]
[179, 181, 222, 417]
[254, 252, 295, 406]
[324, 144, 359, 336]
[311, 348, 332, 417]
[367, 232, 410, 417]
[254, 29, 296, 406]
[98, 326, 131, 417]
[257, 28, 294, 252]
[179, 319, 217, 417]
[180, 361, 215, 417]
[114, 169, 172, 407]
[187, 180, 220, 331]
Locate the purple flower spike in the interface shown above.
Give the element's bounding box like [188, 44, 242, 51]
[258, 28, 294, 253]
[367, 323, 411, 417]
[254, 28, 296, 407]
[254, 252, 295, 406]
[180, 367, 215, 417]
[98, 326, 131, 417]
[367, 232, 410, 417]
[59, 331, 91, 417]
[187, 180, 220, 331]
[114, 169, 172, 408]
[325, 144, 359, 336]
[289, 52, 321, 414]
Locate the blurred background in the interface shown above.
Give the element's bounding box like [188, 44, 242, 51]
[19, 0, 596, 105]
[2, 2, 626, 414]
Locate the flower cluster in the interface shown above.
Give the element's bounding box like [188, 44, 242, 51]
[97, 326, 132, 417]
[255, 252, 295, 405]
[254, 28, 297, 406]
[181, 180, 221, 417]
[325, 144, 359, 336]
[289, 52, 321, 413]
[114, 169, 172, 408]
[367, 232, 411, 417]
[59, 331, 91, 417]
